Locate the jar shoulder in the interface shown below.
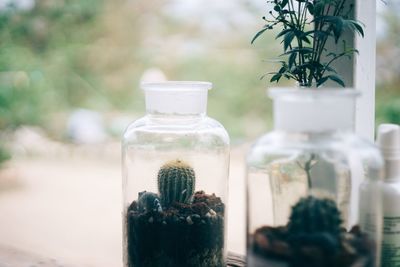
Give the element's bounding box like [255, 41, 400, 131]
[122, 115, 230, 145]
[247, 131, 382, 165]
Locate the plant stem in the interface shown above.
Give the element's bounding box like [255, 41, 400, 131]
[298, 154, 317, 189]
[306, 165, 313, 188]
[298, 1, 306, 84]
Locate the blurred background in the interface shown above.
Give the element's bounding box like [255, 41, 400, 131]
[0, 0, 398, 266]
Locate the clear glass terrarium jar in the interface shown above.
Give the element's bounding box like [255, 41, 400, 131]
[246, 89, 383, 267]
[122, 81, 230, 267]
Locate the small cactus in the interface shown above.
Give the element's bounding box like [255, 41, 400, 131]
[288, 196, 343, 236]
[157, 159, 196, 207]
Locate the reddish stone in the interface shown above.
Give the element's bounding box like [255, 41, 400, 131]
[191, 202, 210, 217]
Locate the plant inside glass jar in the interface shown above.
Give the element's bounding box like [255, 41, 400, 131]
[251, 196, 375, 267]
[248, 2, 378, 266]
[252, 0, 364, 88]
[126, 160, 225, 267]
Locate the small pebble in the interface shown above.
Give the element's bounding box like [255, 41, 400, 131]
[206, 209, 217, 218]
[148, 217, 154, 223]
[186, 216, 194, 225]
[209, 209, 217, 216]
[162, 221, 167, 225]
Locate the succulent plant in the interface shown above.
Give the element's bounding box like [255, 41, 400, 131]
[288, 196, 343, 237]
[157, 159, 196, 207]
[137, 191, 163, 213]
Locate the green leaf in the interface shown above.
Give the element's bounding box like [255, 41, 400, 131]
[353, 22, 364, 37]
[270, 73, 282, 83]
[344, 19, 365, 37]
[281, 47, 314, 56]
[288, 52, 297, 69]
[283, 31, 295, 51]
[313, 2, 325, 15]
[332, 18, 344, 42]
[260, 73, 268, 80]
[301, 35, 311, 44]
[317, 77, 329, 87]
[323, 65, 338, 74]
[251, 27, 269, 44]
[306, 3, 314, 15]
[328, 75, 345, 87]
[304, 30, 331, 39]
[276, 28, 293, 39]
[313, 15, 341, 24]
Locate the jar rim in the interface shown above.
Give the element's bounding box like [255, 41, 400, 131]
[141, 81, 212, 92]
[268, 88, 361, 99]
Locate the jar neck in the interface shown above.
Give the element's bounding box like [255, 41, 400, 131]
[142, 81, 212, 123]
[269, 88, 359, 134]
[146, 112, 206, 120]
[277, 131, 351, 142]
[142, 81, 211, 115]
[145, 91, 208, 115]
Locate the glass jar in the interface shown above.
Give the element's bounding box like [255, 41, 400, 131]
[246, 89, 383, 267]
[122, 81, 230, 267]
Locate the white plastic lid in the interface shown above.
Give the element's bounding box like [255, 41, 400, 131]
[269, 88, 360, 133]
[141, 81, 212, 115]
[377, 124, 400, 180]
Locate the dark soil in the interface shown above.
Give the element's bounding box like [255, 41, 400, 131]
[250, 225, 375, 267]
[126, 191, 225, 267]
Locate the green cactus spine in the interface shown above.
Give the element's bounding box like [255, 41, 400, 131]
[288, 196, 343, 236]
[157, 159, 196, 207]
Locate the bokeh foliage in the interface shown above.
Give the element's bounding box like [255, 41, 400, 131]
[0, 0, 398, 146]
[0, 0, 104, 131]
[375, 2, 400, 126]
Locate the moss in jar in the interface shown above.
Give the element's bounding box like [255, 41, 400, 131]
[126, 160, 225, 267]
[250, 196, 376, 267]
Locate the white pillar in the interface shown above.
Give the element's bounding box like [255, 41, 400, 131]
[355, 0, 377, 141]
[325, 0, 377, 141]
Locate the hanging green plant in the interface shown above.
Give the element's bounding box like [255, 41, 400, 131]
[252, 0, 365, 87]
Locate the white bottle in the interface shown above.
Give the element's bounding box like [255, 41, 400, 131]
[378, 124, 400, 267]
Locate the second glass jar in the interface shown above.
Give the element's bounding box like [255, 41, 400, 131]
[246, 89, 383, 267]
